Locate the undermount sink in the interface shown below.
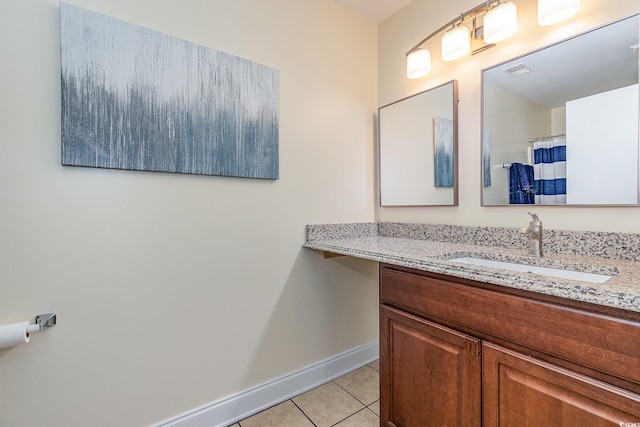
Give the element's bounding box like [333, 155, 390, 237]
[449, 257, 612, 284]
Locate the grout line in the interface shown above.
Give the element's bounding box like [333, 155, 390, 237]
[328, 409, 358, 427]
[329, 407, 378, 427]
[332, 365, 380, 407]
[332, 380, 369, 407]
[364, 406, 380, 417]
[235, 361, 380, 427]
[366, 401, 380, 417]
[290, 399, 318, 427]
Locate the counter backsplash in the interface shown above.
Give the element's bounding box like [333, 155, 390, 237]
[306, 222, 640, 262]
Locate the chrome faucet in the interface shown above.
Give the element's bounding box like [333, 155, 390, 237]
[520, 212, 543, 257]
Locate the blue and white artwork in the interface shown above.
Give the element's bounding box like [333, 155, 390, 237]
[433, 117, 454, 187]
[482, 129, 492, 187]
[60, 2, 279, 179]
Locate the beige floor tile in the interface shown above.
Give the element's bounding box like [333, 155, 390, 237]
[334, 408, 379, 426]
[368, 360, 379, 372]
[227, 424, 240, 427]
[334, 366, 379, 405]
[368, 400, 380, 416]
[239, 400, 314, 427]
[292, 381, 365, 427]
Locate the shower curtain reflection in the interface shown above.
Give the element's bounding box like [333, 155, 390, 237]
[533, 136, 567, 204]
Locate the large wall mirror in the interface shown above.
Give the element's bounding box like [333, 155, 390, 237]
[379, 80, 458, 206]
[482, 14, 639, 206]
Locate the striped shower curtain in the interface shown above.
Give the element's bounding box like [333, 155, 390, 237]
[533, 136, 566, 204]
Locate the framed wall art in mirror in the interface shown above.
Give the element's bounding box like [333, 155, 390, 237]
[379, 80, 458, 206]
[482, 14, 639, 206]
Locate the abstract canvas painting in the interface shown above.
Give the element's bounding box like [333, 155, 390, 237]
[483, 130, 492, 187]
[60, 2, 279, 179]
[433, 117, 454, 187]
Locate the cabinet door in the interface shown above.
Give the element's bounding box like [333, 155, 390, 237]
[380, 305, 481, 427]
[483, 342, 640, 426]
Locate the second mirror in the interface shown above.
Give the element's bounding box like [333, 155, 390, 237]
[379, 80, 458, 206]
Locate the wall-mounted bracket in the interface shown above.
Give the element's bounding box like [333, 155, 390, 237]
[35, 313, 57, 331]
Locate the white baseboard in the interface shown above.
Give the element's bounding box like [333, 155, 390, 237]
[155, 340, 379, 427]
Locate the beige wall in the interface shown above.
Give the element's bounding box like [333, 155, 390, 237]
[378, 0, 640, 232]
[0, 1, 378, 426]
[483, 81, 550, 205]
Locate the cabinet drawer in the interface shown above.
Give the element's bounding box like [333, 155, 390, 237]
[379, 266, 640, 387]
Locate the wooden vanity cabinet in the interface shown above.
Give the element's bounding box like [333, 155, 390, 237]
[379, 264, 640, 427]
[380, 305, 481, 427]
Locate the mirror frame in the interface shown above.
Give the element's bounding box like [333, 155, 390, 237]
[480, 15, 640, 207]
[379, 80, 459, 207]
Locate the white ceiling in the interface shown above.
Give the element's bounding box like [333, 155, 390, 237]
[333, 0, 415, 23]
[484, 15, 639, 109]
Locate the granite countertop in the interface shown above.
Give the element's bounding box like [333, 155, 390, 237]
[304, 223, 640, 313]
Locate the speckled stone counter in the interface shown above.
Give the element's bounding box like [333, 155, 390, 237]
[304, 222, 640, 313]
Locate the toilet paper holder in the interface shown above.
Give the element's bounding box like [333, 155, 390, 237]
[34, 313, 57, 331]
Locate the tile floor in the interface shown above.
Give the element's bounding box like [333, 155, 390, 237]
[229, 360, 380, 427]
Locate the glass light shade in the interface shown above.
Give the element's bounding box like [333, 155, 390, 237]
[483, 2, 517, 44]
[406, 49, 431, 79]
[442, 25, 470, 62]
[538, 0, 580, 26]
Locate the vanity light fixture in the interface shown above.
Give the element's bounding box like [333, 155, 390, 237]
[483, 1, 518, 44]
[538, 0, 580, 27]
[406, 0, 518, 79]
[442, 21, 471, 62]
[406, 48, 431, 79]
[406, 0, 579, 80]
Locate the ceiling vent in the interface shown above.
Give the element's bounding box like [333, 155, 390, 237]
[503, 63, 532, 77]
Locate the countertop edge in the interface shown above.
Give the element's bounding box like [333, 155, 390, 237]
[303, 237, 640, 314]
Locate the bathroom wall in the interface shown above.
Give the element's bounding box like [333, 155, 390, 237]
[378, 0, 640, 232]
[0, 1, 378, 426]
[483, 81, 550, 205]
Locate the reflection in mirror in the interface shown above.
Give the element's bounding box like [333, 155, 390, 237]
[482, 14, 639, 206]
[379, 80, 458, 206]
